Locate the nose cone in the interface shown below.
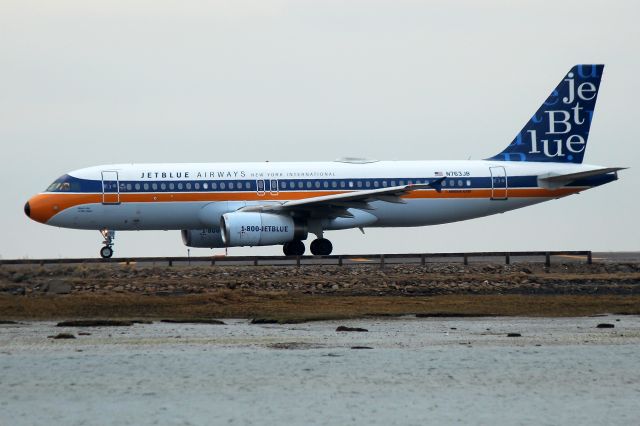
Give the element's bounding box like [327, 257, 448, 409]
[25, 194, 55, 224]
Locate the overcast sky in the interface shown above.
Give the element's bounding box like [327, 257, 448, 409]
[1, 0, 638, 259]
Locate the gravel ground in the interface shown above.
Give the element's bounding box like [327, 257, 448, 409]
[1, 316, 640, 426]
[2, 262, 640, 297]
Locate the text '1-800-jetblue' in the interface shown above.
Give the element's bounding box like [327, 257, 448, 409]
[25, 65, 624, 258]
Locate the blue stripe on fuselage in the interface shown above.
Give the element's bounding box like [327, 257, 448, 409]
[45, 174, 557, 194]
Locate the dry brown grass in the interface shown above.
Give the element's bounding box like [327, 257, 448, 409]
[2, 292, 640, 321]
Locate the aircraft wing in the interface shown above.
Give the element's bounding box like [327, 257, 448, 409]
[239, 178, 445, 217]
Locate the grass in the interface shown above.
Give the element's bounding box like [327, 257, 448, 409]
[1, 292, 640, 321]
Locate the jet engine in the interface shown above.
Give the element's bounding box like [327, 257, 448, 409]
[181, 228, 225, 248]
[220, 212, 307, 246]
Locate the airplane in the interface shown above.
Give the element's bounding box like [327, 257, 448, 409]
[24, 64, 624, 258]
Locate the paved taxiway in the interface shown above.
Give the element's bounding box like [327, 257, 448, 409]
[2, 316, 639, 425]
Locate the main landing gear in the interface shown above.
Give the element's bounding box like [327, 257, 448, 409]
[283, 238, 333, 256]
[99, 229, 115, 259]
[283, 240, 305, 256]
[310, 238, 333, 256]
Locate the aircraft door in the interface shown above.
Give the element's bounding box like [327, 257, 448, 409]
[489, 166, 508, 200]
[101, 171, 120, 204]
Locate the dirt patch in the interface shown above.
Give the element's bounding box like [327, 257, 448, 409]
[160, 319, 225, 325]
[57, 320, 134, 327]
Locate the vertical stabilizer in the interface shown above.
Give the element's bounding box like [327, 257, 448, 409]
[488, 64, 604, 163]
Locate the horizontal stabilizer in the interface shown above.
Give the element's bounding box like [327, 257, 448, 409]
[538, 167, 626, 189]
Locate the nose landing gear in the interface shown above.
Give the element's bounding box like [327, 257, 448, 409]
[99, 229, 115, 259]
[100, 246, 114, 259]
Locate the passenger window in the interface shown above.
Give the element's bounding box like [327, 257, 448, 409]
[365, 181, 371, 188]
[169, 183, 175, 190]
[323, 181, 329, 188]
[144, 183, 149, 190]
[211, 182, 217, 189]
[442, 181, 447, 187]
[399, 180, 405, 186]
[391, 180, 396, 186]
[340, 181, 346, 188]
[331, 181, 337, 188]
[161, 183, 167, 190]
[298, 181, 304, 189]
[245, 182, 251, 189]
[306, 181, 312, 189]
[203, 183, 208, 190]
[349, 181, 354, 188]
[177, 183, 183, 190]
[126, 183, 132, 191]
[458, 180, 463, 187]
[281, 181, 287, 189]
[357, 181, 362, 188]
[382, 181, 388, 187]
[135, 183, 141, 191]
[373, 181, 379, 188]
[467, 180, 471, 186]
[315, 181, 320, 188]
[229, 182, 234, 189]
[152, 183, 158, 190]
[186, 183, 192, 190]
[220, 182, 226, 189]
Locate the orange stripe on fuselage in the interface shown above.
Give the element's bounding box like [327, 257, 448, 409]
[28, 187, 583, 224]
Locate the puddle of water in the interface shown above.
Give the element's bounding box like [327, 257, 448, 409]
[1, 316, 639, 425]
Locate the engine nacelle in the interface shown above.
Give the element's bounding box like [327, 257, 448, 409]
[220, 212, 307, 247]
[181, 228, 225, 248]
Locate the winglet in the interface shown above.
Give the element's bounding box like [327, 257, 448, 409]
[426, 177, 446, 193]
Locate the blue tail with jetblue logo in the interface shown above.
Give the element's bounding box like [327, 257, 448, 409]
[488, 64, 604, 163]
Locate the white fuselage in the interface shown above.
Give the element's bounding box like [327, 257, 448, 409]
[29, 159, 602, 232]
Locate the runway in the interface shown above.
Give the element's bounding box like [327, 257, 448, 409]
[2, 316, 639, 425]
[4, 251, 639, 268]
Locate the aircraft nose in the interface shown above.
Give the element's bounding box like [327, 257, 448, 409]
[25, 194, 63, 224]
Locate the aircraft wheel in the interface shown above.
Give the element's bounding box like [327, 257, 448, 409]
[100, 246, 114, 259]
[283, 242, 292, 256]
[283, 240, 305, 256]
[310, 238, 332, 256]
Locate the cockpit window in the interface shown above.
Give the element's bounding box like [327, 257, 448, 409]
[46, 175, 79, 192]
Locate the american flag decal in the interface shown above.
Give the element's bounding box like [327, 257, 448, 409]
[434, 171, 443, 177]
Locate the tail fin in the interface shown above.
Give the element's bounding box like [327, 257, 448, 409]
[487, 64, 604, 163]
